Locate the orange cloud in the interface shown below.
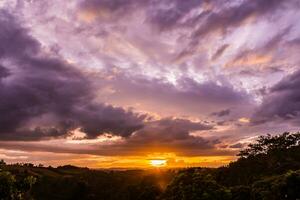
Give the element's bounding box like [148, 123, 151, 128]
[226, 53, 272, 68]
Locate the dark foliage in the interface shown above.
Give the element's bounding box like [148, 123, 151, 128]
[0, 170, 36, 200]
[163, 168, 231, 200]
[216, 132, 300, 186]
[162, 132, 300, 200]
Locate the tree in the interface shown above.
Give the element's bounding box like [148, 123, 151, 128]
[0, 171, 15, 200]
[0, 171, 36, 200]
[163, 169, 231, 200]
[216, 132, 300, 186]
[238, 132, 300, 158]
[252, 170, 300, 200]
[230, 186, 251, 200]
[0, 159, 6, 166]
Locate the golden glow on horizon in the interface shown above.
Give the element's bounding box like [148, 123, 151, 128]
[149, 159, 167, 167]
[0, 147, 237, 168]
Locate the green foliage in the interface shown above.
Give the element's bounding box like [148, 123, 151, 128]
[230, 186, 251, 200]
[0, 171, 15, 200]
[162, 132, 300, 200]
[162, 169, 300, 200]
[251, 170, 300, 200]
[0, 171, 36, 200]
[29, 169, 165, 200]
[216, 132, 300, 186]
[238, 132, 300, 158]
[163, 169, 231, 200]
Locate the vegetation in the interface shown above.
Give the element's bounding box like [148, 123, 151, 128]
[0, 162, 36, 200]
[164, 132, 300, 200]
[0, 132, 300, 200]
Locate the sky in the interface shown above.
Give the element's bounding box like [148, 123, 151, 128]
[0, 0, 300, 168]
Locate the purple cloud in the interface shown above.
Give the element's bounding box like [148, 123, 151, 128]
[252, 69, 300, 125]
[0, 11, 146, 140]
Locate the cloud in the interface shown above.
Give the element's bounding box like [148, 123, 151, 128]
[229, 143, 244, 149]
[95, 70, 252, 118]
[0, 117, 235, 157]
[78, 0, 202, 27]
[0, 8, 250, 158]
[79, 0, 296, 33]
[0, 10, 146, 141]
[226, 52, 273, 67]
[177, 0, 298, 60]
[0, 65, 10, 78]
[0, 0, 298, 165]
[78, 0, 148, 22]
[211, 44, 229, 61]
[106, 117, 218, 156]
[79, 0, 287, 35]
[252, 69, 300, 125]
[212, 109, 231, 117]
[146, 0, 203, 30]
[193, 0, 288, 37]
[226, 26, 292, 69]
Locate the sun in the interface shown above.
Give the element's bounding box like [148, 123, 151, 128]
[149, 159, 167, 167]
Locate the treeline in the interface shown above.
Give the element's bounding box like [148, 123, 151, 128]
[164, 166, 300, 200]
[0, 132, 300, 200]
[0, 162, 174, 200]
[164, 132, 300, 200]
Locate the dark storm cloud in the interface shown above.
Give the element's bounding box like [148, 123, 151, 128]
[0, 65, 10, 78]
[252, 69, 300, 125]
[100, 118, 219, 156]
[0, 12, 40, 58]
[0, 11, 145, 140]
[212, 109, 231, 117]
[136, 118, 212, 143]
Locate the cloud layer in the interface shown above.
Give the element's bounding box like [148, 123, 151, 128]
[0, 0, 299, 166]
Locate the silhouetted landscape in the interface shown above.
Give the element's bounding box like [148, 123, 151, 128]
[1, 132, 300, 200]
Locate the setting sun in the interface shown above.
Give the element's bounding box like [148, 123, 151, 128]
[149, 159, 167, 167]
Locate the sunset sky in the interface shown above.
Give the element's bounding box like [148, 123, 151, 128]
[0, 0, 300, 168]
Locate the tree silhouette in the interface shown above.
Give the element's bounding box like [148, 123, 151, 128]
[238, 132, 300, 158]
